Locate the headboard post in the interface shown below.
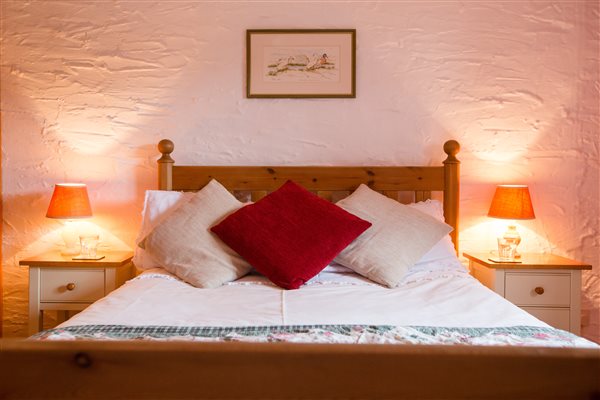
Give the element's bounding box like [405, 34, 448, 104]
[443, 140, 461, 252]
[157, 139, 175, 190]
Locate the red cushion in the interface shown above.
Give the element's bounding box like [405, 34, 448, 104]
[211, 180, 372, 289]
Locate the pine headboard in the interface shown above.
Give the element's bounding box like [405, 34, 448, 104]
[156, 139, 461, 250]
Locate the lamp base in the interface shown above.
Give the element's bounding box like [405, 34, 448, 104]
[503, 224, 522, 258]
[61, 221, 80, 256]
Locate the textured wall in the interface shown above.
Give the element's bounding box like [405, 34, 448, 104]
[1, 1, 598, 341]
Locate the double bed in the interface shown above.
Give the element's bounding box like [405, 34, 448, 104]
[35, 258, 592, 347]
[2, 139, 598, 399]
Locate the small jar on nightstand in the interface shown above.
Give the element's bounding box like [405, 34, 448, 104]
[463, 252, 592, 334]
[20, 250, 134, 335]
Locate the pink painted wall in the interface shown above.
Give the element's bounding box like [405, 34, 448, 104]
[1, 2, 598, 341]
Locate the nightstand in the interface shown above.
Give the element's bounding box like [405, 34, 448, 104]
[20, 250, 134, 335]
[463, 252, 592, 334]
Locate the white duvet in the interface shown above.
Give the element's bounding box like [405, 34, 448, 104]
[60, 258, 548, 329]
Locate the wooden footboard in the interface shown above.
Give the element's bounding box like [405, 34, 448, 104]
[1, 340, 598, 399]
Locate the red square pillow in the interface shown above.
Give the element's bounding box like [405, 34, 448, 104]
[210, 180, 372, 289]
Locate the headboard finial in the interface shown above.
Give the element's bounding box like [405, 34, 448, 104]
[158, 139, 175, 162]
[157, 139, 174, 190]
[443, 140, 460, 164]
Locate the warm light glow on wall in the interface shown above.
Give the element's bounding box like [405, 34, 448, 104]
[460, 217, 551, 256]
[451, 119, 543, 163]
[25, 220, 132, 257]
[467, 131, 538, 163]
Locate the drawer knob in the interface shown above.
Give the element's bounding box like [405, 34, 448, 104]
[534, 286, 544, 295]
[66, 283, 76, 291]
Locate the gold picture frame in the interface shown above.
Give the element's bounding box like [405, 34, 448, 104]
[246, 29, 356, 98]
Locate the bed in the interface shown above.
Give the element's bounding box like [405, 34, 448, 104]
[1, 139, 598, 399]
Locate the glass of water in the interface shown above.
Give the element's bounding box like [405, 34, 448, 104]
[79, 234, 100, 258]
[497, 237, 517, 261]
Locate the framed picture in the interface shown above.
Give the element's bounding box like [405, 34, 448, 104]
[246, 29, 356, 98]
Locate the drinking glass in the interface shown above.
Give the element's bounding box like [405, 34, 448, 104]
[79, 234, 100, 258]
[497, 237, 516, 261]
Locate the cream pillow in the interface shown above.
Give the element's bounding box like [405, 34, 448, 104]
[334, 184, 453, 287]
[140, 179, 251, 288]
[134, 190, 195, 270]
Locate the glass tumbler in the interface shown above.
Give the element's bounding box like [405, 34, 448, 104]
[497, 237, 516, 261]
[79, 234, 100, 258]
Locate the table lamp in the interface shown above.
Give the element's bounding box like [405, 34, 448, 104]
[46, 183, 93, 255]
[487, 184, 535, 261]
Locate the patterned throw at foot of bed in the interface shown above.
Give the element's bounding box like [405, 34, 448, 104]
[32, 324, 598, 348]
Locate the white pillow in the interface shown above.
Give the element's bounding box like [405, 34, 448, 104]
[322, 262, 354, 274]
[408, 200, 457, 264]
[133, 190, 194, 270]
[334, 185, 453, 287]
[140, 179, 252, 288]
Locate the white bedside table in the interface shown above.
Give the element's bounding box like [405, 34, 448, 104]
[20, 251, 133, 335]
[463, 252, 592, 334]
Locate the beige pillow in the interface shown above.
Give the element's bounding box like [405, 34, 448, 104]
[334, 184, 453, 287]
[140, 179, 251, 288]
[134, 190, 195, 270]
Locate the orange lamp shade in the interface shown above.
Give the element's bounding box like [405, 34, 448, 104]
[488, 185, 535, 220]
[46, 183, 93, 219]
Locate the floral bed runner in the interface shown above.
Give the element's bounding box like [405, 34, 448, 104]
[32, 324, 598, 348]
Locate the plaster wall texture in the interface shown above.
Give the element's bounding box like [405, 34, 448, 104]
[1, 1, 598, 341]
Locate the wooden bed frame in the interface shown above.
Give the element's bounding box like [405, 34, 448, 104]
[1, 139, 598, 399]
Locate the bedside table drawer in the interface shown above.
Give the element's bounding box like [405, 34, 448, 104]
[40, 269, 105, 302]
[520, 307, 570, 331]
[505, 273, 570, 307]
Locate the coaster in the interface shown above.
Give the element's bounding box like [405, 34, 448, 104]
[488, 257, 522, 263]
[72, 255, 105, 261]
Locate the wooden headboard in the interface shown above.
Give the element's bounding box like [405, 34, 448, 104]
[156, 139, 461, 249]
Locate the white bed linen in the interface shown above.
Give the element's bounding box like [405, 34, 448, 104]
[60, 258, 548, 329]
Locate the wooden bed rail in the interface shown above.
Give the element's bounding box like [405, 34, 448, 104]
[1, 340, 598, 399]
[157, 139, 461, 250]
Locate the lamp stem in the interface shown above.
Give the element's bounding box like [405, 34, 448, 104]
[61, 220, 80, 256]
